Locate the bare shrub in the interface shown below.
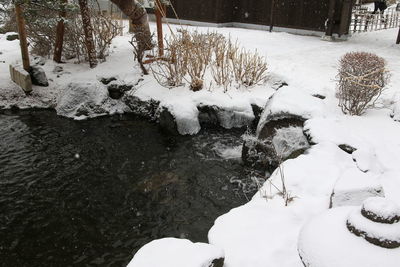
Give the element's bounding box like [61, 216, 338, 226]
[23, 1, 121, 62]
[150, 29, 268, 91]
[337, 52, 390, 116]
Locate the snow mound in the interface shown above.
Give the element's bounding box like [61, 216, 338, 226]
[56, 82, 127, 120]
[347, 208, 400, 244]
[126, 238, 224, 267]
[330, 168, 384, 208]
[298, 207, 400, 267]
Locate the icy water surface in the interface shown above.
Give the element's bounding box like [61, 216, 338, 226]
[0, 110, 253, 267]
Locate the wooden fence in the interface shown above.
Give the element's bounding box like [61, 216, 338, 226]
[350, 6, 400, 33]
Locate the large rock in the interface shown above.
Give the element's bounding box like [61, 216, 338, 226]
[107, 81, 133, 100]
[123, 94, 160, 121]
[329, 168, 384, 208]
[127, 238, 224, 267]
[197, 104, 254, 129]
[56, 82, 108, 119]
[29, 65, 49, 87]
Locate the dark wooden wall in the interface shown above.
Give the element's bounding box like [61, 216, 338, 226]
[161, 0, 351, 33]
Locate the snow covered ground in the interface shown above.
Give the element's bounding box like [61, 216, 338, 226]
[1, 22, 400, 267]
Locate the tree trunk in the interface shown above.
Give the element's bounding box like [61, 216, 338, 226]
[78, 0, 98, 68]
[110, 0, 152, 50]
[53, 0, 68, 63]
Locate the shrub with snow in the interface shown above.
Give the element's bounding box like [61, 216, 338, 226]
[336, 51, 389, 116]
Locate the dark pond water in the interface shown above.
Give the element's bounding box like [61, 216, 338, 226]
[0, 110, 255, 267]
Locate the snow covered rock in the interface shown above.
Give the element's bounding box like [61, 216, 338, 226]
[347, 198, 400, 248]
[6, 33, 18, 41]
[159, 102, 201, 135]
[29, 65, 49, 87]
[298, 206, 400, 267]
[127, 238, 224, 267]
[243, 87, 312, 171]
[197, 104, 254, 129]
[123, 94, 160, 121]
[329, 168, 384, 208]
[107, 81, 133, 99]
[56, 82, 108, 120]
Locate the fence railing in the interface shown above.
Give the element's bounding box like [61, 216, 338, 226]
[350, 6, 400, 33]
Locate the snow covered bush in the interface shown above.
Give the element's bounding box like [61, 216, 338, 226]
[336, 52, 389, 116]
[150, 30, 268, 91]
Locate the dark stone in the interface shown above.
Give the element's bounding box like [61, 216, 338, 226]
[198, 105, 220, 126]
[100, 77, 117, 85]
[312, 94, 326, 100]
[29, 66, 49, 87]
[6, 34, 19, 41]
[10, 105, 20, 113]
[251, 104, 264, 130]
[361, 207, 400, 224]
[53, 66, 63, 73]
[210, 258, 224, 267]
[107, 82, 133, 99]
[338, 144, 357, 154]
[159, 108, 179, 135]
[122, 95, 160, 121]
[347, 220, 400, 249]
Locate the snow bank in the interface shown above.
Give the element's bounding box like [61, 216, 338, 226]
[126, 238, 224, 267]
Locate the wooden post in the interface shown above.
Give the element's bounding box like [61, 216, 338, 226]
[396, 26, 400, 44]
[53, 0, 68, 63]
[15, 3, 30, 71]
[269, 0, 275, 32]
[155, 0, 165, 57]
[326, 0, 336, 36]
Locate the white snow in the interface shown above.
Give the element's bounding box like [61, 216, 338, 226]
[330, 167, 384, 208]
[298, 206, 400, 267]
[126, 238, 224, 267]
[362, 197, 400, 221]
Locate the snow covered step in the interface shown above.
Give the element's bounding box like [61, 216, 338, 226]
[127, 238, 224, 267]
[298, 205, 400, 267]
[329, 168, 384, 208]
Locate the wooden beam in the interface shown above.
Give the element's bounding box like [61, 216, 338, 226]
[14, 3, 30, 71]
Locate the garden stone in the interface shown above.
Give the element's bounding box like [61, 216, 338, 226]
[29, 66, 49, 87]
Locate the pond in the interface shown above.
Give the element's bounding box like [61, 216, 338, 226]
[0, 110, 256, 267]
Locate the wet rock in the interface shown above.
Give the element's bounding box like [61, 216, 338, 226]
[6, 33, 19, 41]
[107, 82, 133, 100]
[100, 76, 117, 85]
[122, 94, 160, 121]
[29, 66, 49, 87]
[251, 104, 264, 130]
[127, 238, 225, 267]
[197, 104, 254, 129]
[159, 107, 179, 135]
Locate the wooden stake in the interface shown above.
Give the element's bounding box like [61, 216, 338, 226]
[396, 26, 400, 44]
[53, 0, 68, 63]
[269, 0, 275, 32]
[155, 0, 165, 57]
[15, 3, 30, 71]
